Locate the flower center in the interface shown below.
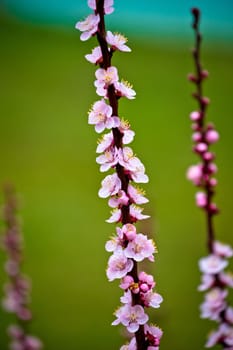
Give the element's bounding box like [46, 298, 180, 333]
[116, 261, 125, 270]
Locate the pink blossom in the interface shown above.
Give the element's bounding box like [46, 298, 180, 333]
[3, 283, 32, 320]
[200, 288, 228, 321]
[206, 327, 222, 347]
[226, 307, 233, 324]
[141, 290, 163, 308]
[128, 184, 149, 204]
[85, 46, 103, 64]
[108, 190, 129, 208]
[120, 337, 136, 350]
[118, 146, 134, 168]
[120, 290, 132, 304]
[17, 307, 32, 321]
[124, 233, 155, 262]
[88, 0, 114, 15]
[219, 272, 233, 288]
[129, 205, 150, 222]
[24, 336, 43, 350]
[96, 147, 119, 172]
[115, 80, 136, 99]
[112, 304, 149, 333]
[144, 324, 163, 349]
[199, 255, 228, 274]
[106, 251, 133, 281]
[88, 99, 119, 133]
[105, 236, 122, 253]
[98, 173, 121, 198]
[106, 31, 131, 52]
[4, 260, 19, 277]
[105, 225, 125, 253]
[213, 241, 233, 259]
[7, 324, 24, 339]
[9, 340, 24, 350]
[94, 66, 119, 96]
[128, 159, 149, 183]
[120, 275, 135, 290]
[103, 0, 114, 14]
[198, 274, 214, 291]
[121, 224, 137, 241]
[195, 191, 207, 208]
[186, 164, 202, 185]
[96, 132, 114, 153]
[119, 119, 135, 144]
[120, 275, 140, 294]
[118, 147, 149, 183]
[75, 14, 100, 41]
[2, 293, 18, 313]
[106, 208, 122, 223]
[139, 272, 155, 291]
[218, 324, 233, 347]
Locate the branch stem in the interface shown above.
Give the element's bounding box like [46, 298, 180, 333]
[95, 1, 146, 348]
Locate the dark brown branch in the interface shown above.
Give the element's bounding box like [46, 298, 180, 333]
[191, 8, 215, 254]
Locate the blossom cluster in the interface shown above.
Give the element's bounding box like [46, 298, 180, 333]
[76, 1, 163, 349]
[1, 185, 42, 350]
[198, 241, 233, 348]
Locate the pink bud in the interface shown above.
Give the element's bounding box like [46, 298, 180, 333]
[124, 275, 134, 284]
[208, 163, 217, 174]
[191, 123, 200, 131]
[25, 336, 43, 350]
[207, 122, 214, 130]
[146, 275, 154, 286]
[17, 308, 32, 321]
[209, 203, 219, 215]
[118, 190, 129, 205]
[120, 275, 134, 290]
[192, 132, 202, 142]
[196, 192, 207, 208]
[190, 111, 201, 121]
[209, 178, 217, 187]
[201, 70, 209, 79]
[7, 325, 24, 339]
[201, 97, 210, 106]
[205, 130, 219, 144]
[140, 283, 149, 293]
[203, 152, 215, 161]
[4, 260, 19, 277]
[139, 271, 147, 281]
[195, 142, 208, 153]
[187, 73, 197, 82]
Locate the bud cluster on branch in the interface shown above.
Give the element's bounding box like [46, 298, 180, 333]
[187, 8, 233, 349]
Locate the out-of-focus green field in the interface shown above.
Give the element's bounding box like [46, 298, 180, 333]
[0, 14, 233, 350]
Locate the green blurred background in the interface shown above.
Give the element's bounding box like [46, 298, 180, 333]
[0, 1, 233, 349]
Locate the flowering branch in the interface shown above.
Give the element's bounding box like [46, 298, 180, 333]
[75, 1, 163, 349]
[1, 184, 43, 350]
[187, 8, 233, 349]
